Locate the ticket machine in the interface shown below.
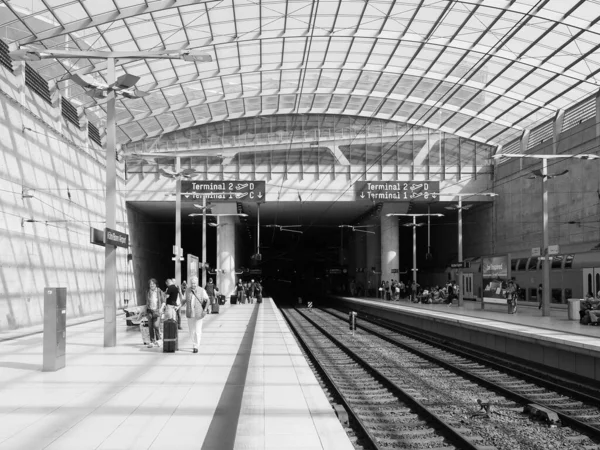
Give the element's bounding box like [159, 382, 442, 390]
[43, 287, 66, 372]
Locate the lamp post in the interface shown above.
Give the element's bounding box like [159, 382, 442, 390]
[492, 152, 599, 316]
[443, 192, 498, 307]
[385, 213, 444, 297]
[9, 45, 211, 347]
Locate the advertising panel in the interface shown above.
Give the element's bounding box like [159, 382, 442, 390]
[482, 255, 509, 303]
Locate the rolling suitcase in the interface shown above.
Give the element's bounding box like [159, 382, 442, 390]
[230, 294, 238, 305]
[163, 319, 178, 352]
[211, 302, 220, 314]
[218, 294, 226, 305]
[256, 292, 262, 304]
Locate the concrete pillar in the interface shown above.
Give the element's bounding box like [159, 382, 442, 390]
[217, 215, 236, 298]
[354, 231, 367, 294]
[365, 221, 380, 296]
[380, 213, 399, 280]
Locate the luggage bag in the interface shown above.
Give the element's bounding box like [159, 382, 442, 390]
[218, 294, 226, 305]
[230, 294, 238, 305]
[163, 318, 179, 352]
[212, 302, 220, 314]
[256, 293, 263, 304]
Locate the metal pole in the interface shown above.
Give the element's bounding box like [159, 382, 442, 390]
[202, 195, 207, 287]
[104, 57, 117, 347]
[542, 158, 550, 316]
[458, 196, 464, 307]
[216, 214, 220, 289]
[412, 216, 417, 286]
[175, 156, 181, 286]
[257, 203, 260, 256]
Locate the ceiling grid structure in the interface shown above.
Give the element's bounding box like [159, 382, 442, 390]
[1, 0, 600, 150]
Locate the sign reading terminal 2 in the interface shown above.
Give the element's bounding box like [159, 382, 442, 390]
[181, 181, 266, 202]
[354, 181, 440, 202]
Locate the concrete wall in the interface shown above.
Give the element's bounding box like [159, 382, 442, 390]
[126, 205, 173, 305]
[492, 118, 600, 255]
[0, 64, 128, 331]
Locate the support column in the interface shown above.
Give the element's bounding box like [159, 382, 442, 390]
[380, 213, 399, 281]
[365, 221, 380, 297]
[354, 231, 367, 295]
[217, 215, 236, 298]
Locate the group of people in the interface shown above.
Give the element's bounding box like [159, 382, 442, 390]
[371, 279, 459, 306]
[581, 291, 600, 325]
[145, 276, 219, 353]
[234, 279, 262, 304]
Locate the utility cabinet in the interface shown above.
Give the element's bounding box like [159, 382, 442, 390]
[43, 287, 66, 372]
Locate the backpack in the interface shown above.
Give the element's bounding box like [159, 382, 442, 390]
[581, 313, 591, 325]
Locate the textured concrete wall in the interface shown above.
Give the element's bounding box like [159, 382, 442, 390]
[0, 66, 128, 331]
[126, 205, 173, 305]
[493, 118, 600, 255]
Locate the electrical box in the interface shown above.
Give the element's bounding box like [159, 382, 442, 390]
[43, 287, 66, 372]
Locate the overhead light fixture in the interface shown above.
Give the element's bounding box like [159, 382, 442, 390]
[22, 188, 34, 199]
[180, 50, 213, 62]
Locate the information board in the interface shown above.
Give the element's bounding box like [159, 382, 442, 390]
[354, 181, 439, 202]
[181, 181, 266, 202]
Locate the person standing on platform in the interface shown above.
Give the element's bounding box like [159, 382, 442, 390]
[145, 278, 165, 348]
[165, 279, 182, 329]
[205, 277, 218, 313]
[537, 284, 543, 309]
[180, 276, 209, 353]
[411, 281, 420, 303]
[236, 279, 246, 304]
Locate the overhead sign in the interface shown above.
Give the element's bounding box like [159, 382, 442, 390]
[450, 262, 470, 269]
[354, 181, 440, 202]
[531, 247, 541, 257]
[105, 228, 128, 248]
[181, 180, 266, 202]
[548, 245, 559, 255]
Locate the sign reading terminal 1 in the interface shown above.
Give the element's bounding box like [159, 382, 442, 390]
[354, 181, 440, 202]
[181, 181, 266, 202]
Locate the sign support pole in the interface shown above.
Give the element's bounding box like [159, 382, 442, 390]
[542, 158, 550, 317]
[458, 196, 464, 307]
[202, 195, 207, 287]
[104, 57, 117, 348]
[175, 156, 182, 286]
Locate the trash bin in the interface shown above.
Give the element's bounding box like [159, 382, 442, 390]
[567, 299, 581, 321]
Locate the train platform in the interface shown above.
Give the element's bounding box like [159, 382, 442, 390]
[0, 298, 354, 450]
[334, 296, 600, 382]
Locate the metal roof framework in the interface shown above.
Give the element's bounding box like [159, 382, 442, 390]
[2, 0, 600, 147]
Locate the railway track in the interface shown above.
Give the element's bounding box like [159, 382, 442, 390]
[282, 307, 493, 449]
[282, 306, 600, 450]
[322, 307, 600, 437]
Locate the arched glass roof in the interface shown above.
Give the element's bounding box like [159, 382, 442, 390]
[2, 0, 600, 146]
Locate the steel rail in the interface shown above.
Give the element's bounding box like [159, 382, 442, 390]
[323, 307, 600, 440]
[280, 308, 383, 450]
[289, 307, 486, 450]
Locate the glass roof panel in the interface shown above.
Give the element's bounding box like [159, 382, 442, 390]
[4, 0, 600, 147]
